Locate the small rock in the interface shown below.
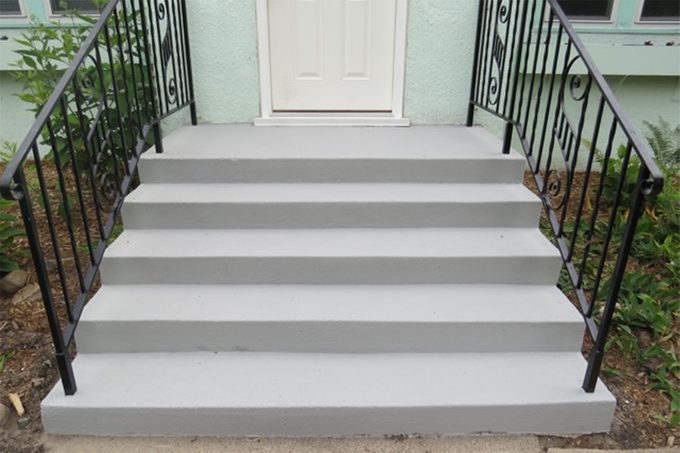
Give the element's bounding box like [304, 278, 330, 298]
[0, 404, 10, 427]
[0, 269, 29, 296]
[669, 436, 676, 447]
[45, 259, 57, 273]
[11, 283, 41, 304]
[31, 378, 45, 388]
[16, 416, 30, 429]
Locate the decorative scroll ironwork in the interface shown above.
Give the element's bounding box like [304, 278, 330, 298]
[0, 0, 197, 395]
[469, 0, 664, 393]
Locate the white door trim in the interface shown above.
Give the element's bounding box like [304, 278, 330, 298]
[254, 0, 410, 126]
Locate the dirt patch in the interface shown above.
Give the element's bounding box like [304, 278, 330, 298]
[524, 172, 680, 450]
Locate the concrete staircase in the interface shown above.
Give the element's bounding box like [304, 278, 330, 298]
[42, 125, 616, 436]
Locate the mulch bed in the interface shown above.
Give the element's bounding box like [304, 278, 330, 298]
[523, 172, 680, 450]
[0, 166, 677, 451]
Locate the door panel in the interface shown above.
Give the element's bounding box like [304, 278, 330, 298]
[269, 0, 397, 112]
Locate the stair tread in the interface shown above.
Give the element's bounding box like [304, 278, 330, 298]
[142, 125, 525, 161]
[105, 228, 559, 258]
[82, 284, 581, 323]
[125, 183, 539, 204]
[43, 351, 613, 409]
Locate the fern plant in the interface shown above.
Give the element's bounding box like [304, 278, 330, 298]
[644, 118, 680, 170]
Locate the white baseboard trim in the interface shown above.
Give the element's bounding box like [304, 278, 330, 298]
[254, 116, 411, 127]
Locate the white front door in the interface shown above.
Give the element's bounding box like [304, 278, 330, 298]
[268, 0, 397, 112]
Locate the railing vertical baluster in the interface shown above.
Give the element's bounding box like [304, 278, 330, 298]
[0, 0, 198, 396]
[127, 1, 152, 123]
[43, 119, 86, 296]
[180, 0, 197, 125]
[579, 118, 617, 298]
[496, 0, 513, 118]
[590, 143, 632, 312]
[464, 0, 665, 394]
[583, 165, 650, 392]
[528, 6, 553, 157]
[71, 77, 106, 241]
[14, 166, 77, 395]
[118, 2, 145, 142]
[515, 0, 538, 130]
[31, 144, 75, 323]
[140, 0, 164, 152]
[59, 97, 96, 266]
[557, 74, 593, 238]
[468, 0, 485, 126]
[568, 96, 605, 263]
[169, 0, 184, 107]
[522, 0, 547, 139]
[103, 23, 132, 174]
[484, 1, 499, 108]
[93, 41, 125, 192]
[502, 0, 528, 154]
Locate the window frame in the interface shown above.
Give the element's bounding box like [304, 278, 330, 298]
[44, 0, 100, 18]
[553, 0, 620, 24]
[635, 0, 680, 24]
[0, 0, 26, 18]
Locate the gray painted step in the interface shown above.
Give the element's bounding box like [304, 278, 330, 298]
[122, 183, 541, 229]
[42, 351, 615, 436]
[77, 285, 584, 353]
[101, 228, 562, 285]
[139, 125, 526, 183]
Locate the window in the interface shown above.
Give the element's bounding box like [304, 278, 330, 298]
[639, 0, 680, 22]
[556, 0, 615, 20]
[0, 0, 23, 16]
[48, 0, 99, 15]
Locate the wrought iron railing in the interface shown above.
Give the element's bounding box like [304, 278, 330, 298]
[0, 0, 196, 395]
[468, 0, 665, 392]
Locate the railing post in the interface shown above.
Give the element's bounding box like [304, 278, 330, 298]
[14, 168, 77, 395]
[582, 167, 650, 392]
[467, 0, 485, 127]
[180, 0, 197, 126]
[502, 0, 529, 154]
[138, 0, 164, 153]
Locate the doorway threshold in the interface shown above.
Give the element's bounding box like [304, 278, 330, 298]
[254, 115, 410, 127]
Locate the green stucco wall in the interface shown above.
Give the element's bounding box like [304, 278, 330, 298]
[185, 0, 260, 124]
[403, 0, 477, 124]
[0, 72, 33, 146]
[182, 0, 480, 125]
[0, 1, 678, 149]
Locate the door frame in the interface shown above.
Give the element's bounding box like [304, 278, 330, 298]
[254, 0, 410, 126]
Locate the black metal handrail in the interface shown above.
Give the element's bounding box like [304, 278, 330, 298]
[0, 0, 196, 395]
[468, 0, 665, 392]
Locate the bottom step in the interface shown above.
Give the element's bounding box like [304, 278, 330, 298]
[43, 352, 615, 437]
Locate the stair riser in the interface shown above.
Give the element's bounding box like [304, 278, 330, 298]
[139, 159, 525, 184]
[122, 202, 541, 229]
[101, 256, 562, 285]
[76, 321, 584, 354]
[43, 403, 615, 436]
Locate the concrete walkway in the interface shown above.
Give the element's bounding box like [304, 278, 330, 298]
[45, 435, 541, 452]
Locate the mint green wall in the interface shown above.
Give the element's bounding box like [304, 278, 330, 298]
[403, 0, 477, 124]
[182, 0, 480, 125]
[184, 0, 259, 124]
[0, 0, 678, 148]
[0, 72, 33, 146]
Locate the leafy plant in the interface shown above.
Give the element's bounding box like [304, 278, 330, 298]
[596, 125, 680, 427]
[12, 2, 153, 202]
[0, 143, 25, 275]
[545, 120, 680, 427]
[0, 351, 15, 373]
[644, 118, 680, 171]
